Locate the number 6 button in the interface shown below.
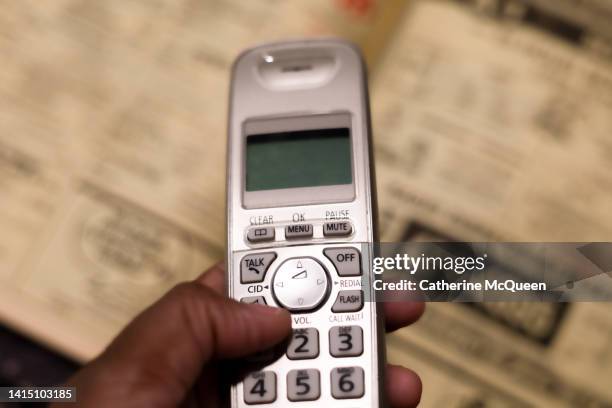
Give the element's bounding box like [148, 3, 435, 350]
[331, 367, 365, 399]
[287, 369, 320, 401]
[287, 328, 319, 359]
[329, 326, 363, 357]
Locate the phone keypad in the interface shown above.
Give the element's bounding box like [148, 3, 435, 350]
[244, 371, 276, 405]
[287, 328, 319, 360]
[238, 242, 371, 405]
[287, 369, 320, 401]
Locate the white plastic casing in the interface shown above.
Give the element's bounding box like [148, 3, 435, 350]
[226, 39, 383, 408]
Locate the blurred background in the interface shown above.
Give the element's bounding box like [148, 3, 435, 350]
[1, 0, 612, 406]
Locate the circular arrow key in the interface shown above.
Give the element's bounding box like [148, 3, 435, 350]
[272, 257, 330, 311]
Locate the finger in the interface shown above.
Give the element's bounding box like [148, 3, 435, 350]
[70, 279, 291, 407]
[386, 364, 422, 408]
[196, 261, 225, 294]
[384, 301, 425, 333]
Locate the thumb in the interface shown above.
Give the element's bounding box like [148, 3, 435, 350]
[66, 280, 291, 407]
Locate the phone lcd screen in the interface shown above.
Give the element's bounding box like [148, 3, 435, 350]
[246, 128, 352, 191]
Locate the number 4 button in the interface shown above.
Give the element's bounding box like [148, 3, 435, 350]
[243, 371, 276, 404]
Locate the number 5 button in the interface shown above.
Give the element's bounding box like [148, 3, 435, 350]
[287, 369, 320, 401]
[287, 328, 319, 360]
[329, 326, 363, 357]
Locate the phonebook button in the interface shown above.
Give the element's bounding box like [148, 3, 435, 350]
[247, 226, 275, 242]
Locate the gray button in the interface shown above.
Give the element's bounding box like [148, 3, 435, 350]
[247, 226, 275, 242]
[287, 369, 320, 401]
[287, 328, 319, 360]
[285, 224, 313, 239]
[241, 252, 276, 283]
[329, 326, 363, 357]
[243, 371, 276, 404]
[323, 221, 352, 237]
[241, 296, 267, 305]
[332, 290, 363, 312]
[331, 367, 364, 399]
[324, 247, 361, 276]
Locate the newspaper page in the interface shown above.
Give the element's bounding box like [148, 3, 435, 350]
[0, 0, 405, 362]
[372, 1, 612, 406]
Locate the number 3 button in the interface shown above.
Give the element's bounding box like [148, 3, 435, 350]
[329, 325, 363, 357]
[287, 328, 319, 360]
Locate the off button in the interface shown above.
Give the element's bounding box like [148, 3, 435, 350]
[323, 247, 361, 276]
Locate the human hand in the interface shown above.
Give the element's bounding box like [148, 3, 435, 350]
[53, 263, 424, 407]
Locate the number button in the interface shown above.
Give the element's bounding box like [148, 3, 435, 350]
[287, 369, 320, 401]
[243, 371, 276, 404]
[329, 326, 363, 357]
[331, 367, 365, 399]
[287, 328, 319, 360]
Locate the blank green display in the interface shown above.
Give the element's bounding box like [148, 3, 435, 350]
[246, 128, 352, 191]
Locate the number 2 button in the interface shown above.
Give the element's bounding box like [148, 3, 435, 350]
[287, 328, 319, 359]
[243, 371, 276, 404]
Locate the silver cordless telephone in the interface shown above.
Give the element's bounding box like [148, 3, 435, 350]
[226, 39, 384, 407]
